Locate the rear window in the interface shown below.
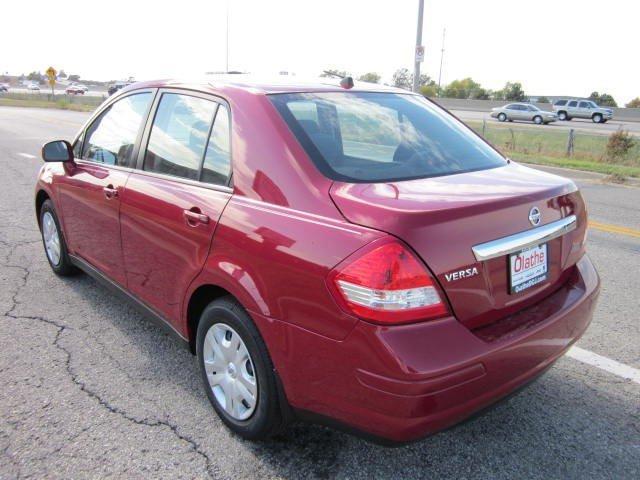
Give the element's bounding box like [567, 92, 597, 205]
[554, 100, 567, 106]
[270, 92, 506, 183]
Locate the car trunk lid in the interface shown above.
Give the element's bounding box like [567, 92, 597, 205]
[330, 162, 588, 329]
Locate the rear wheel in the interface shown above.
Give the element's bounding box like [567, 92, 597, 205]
[39, 199, 77, 276]
[557, 111, 568, 121]
[196, 296, 285, 440]
[592, 113, 603, 124]
[498, 113, 507, 122]
[533, 115, 543, 125]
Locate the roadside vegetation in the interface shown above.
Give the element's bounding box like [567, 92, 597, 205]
[0, 92, 101, 112]
[466, 121, 640, 178]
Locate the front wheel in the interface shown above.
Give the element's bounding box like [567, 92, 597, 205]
[196, 297, 286, 440]
[533, 115, 543, 125]
[592, 113, 603, 124]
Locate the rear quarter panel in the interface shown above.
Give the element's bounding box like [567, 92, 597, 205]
[186, 196, 385, 340]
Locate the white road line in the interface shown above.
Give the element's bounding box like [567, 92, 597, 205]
[17, 152, 36, 159]
[567, 346, 640, 385]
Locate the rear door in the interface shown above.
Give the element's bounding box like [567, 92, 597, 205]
[120, 90, 233, 327]
[58, 90, 154, 285]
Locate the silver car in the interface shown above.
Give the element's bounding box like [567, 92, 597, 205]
[552, 99, 613, 123]
[490, 103, 557, 125]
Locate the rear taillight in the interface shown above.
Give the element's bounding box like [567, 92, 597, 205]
[327, 239, 449, 324]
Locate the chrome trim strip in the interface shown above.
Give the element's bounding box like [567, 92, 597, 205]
[472, 215, 577, 261]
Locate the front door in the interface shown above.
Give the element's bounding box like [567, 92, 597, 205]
[58, 91, 154, 285]
[120, 91, 233, 328]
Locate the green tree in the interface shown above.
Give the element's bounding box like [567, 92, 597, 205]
[626, 97, 640, 108]
[589, 91, 618, 107]
[471, 87, 490, 100]
[27, 71, 44, 84]
[442, 77, 482, 99]
[419, 83, 439, 97]
[500, 82, 526, 101]
[392, 68, 412, 90]
[358, 72, 381, 84]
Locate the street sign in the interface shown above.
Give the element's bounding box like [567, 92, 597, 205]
[415, 45, 425, 63]
[45, 67, 57, 94]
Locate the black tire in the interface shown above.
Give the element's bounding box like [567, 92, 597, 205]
[558, 111, 568, 121]
[592, 113, 603, 124]
[533, 115, 543, 125]
[196, 296, 285, 440]
[39, 199, 78, 276]
[498, 113, 507, 122]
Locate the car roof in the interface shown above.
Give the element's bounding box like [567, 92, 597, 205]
[123, 74, 410, 96]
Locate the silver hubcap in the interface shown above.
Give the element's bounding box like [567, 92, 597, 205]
[203, 323, 257, 420]
[42, 212, 61, 266]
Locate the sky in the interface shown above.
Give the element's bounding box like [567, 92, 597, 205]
[3, 0, 638, 104]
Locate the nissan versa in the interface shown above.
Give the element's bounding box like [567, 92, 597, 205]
[35, 77, 600, 443]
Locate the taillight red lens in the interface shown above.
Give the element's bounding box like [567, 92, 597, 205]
[328, 240, 449, 324]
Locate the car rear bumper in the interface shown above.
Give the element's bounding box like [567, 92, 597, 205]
[256, 254, 600, 443]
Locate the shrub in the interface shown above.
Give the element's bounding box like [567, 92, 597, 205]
[605, 129, 635, 161]
[358, 72, 380, 84]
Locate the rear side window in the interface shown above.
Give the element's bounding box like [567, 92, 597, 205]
[201, 105, 232, 185]
[568, 101, 578, 107]
[143, 93, 217, 180]
[82, 93, 152, 166]
[554, 100, 567, 106]
[270, 92, 506, 183]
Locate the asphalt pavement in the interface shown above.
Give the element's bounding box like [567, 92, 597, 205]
[1, 107, 638, 479]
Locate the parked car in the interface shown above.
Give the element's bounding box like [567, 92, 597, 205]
[491, 103, 557, 124]
[36, 78, 599, 443]
[65, 85, 85, 95]
[552, 99, 613, 123]
[0, 83, 8, 92]
[27, 83, 40, 91]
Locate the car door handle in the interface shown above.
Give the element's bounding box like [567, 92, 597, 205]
[103, 185, 118, 199]
[183, 209, 210, 225]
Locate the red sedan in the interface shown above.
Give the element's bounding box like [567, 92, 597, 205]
[35, 77, 599, 443]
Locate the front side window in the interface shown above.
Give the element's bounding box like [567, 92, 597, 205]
[271, 92, 506, 183]
[578, 101, 590, 108]
[82, 93, 152, 166]
[143, 93, 217, 180]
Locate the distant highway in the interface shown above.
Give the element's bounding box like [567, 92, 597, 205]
[450, 109, 640, 136]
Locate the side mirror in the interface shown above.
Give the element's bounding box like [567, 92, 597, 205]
[42, 140, 74, 162]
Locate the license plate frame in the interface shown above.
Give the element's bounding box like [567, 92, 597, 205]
[508, 243, 549, 294]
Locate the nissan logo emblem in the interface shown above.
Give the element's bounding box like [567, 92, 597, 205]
[529, 207, 541, 226]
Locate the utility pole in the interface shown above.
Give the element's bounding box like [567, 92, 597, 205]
[225, 1, 229, 72]
[412, 0, 424, 92]
[437, 28, 446, 95]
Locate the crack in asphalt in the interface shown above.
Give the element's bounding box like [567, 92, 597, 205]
[1, 245, 221, 480]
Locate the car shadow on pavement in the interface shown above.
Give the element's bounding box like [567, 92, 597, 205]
[58, 273, 639, 480]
